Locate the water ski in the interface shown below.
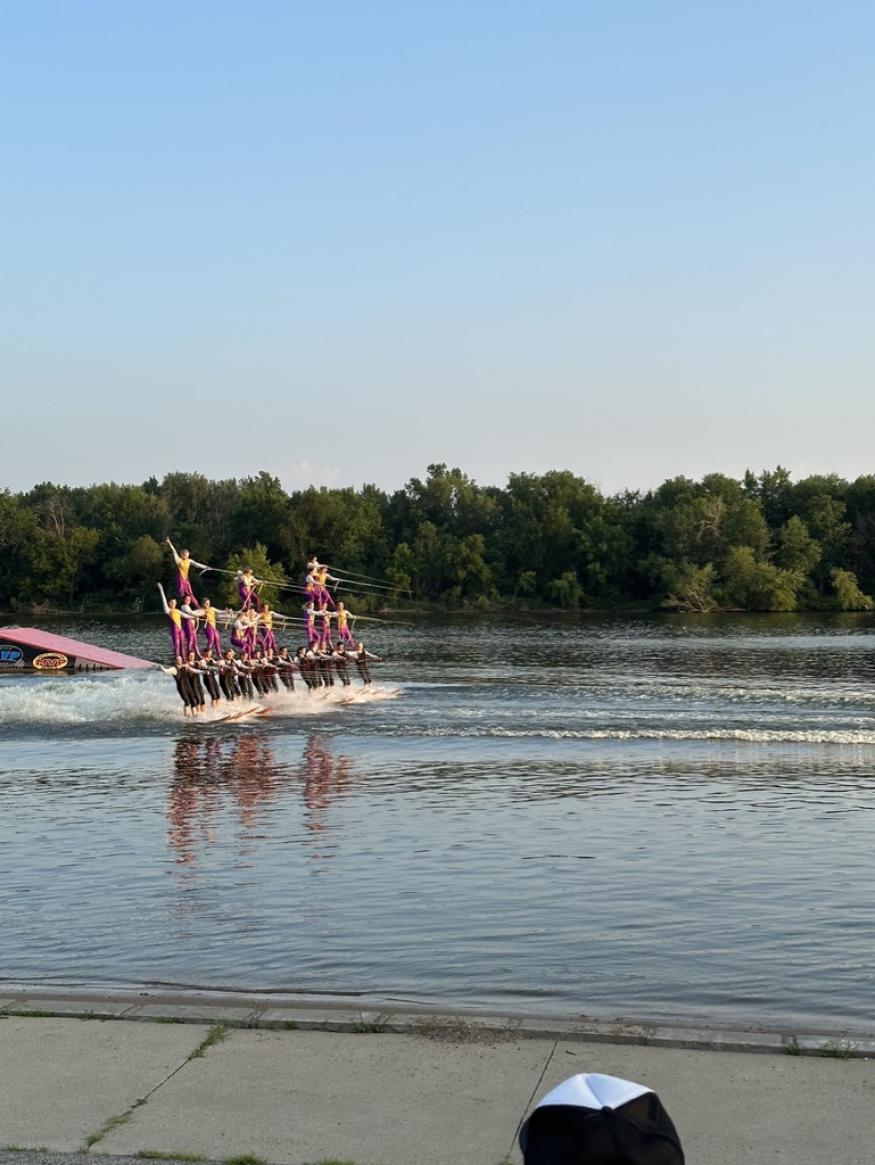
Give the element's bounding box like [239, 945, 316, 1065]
[223, 705, 263, 721]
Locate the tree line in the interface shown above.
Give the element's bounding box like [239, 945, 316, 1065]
[1, 464, 874, 614]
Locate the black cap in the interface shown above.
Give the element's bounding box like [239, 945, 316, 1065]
[519, 1073, 684, 1165]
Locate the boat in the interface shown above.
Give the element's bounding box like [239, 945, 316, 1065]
[0, 627, 155, 673]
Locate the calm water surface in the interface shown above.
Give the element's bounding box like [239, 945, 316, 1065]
[2, 613, 874, 1031]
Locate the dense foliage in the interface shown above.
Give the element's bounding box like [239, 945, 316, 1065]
[1, 465, 874, 613]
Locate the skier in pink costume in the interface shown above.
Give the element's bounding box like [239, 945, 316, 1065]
[236, 567, 259, 610]
[165, 539, 209, 602]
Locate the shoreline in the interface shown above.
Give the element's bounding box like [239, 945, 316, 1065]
[4, 1000, 874, 1165]
[3, 985, 873, 1058]
[2, 605, 872, 622]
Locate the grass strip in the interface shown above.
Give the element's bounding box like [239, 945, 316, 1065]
[139, 1151, 206, 1162]
[188, 1023, 230, 1059]
[82, 1109, 131, 1149]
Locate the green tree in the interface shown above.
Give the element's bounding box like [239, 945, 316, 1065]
[231, 473, 292, 560]
[123, 535, 167, 604]
[25, 525, 101, 607]
[547, 570, 583, 608]
[161, 472, 215, 551]
[775, 516, 821, 575]
[290, 484, 388, 580]
[830, 569, 874, 611]
[805, 495, 851, 573]
[743, 466, 794, 528]
[721, 546, 800, 611]
[451, 533, 493, 600]
[412, 521, 447, 600]
[662, 562, 719, 613]
[386, 542, 415, 600]
[498, 470, 607, 601]
[0, 492, 39, 608]
[515, 570, 537, 598]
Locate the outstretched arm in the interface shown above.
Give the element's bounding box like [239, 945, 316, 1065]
[157, 582, 170, 615]
[165, 538, 181, 566]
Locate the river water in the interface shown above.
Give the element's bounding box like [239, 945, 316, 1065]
[1, 613, 874, 1032]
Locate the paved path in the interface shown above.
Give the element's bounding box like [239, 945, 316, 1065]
[1, 998, 874, 1164]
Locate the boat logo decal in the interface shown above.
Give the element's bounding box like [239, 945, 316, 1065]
[32, 652, 69, 670]
[0, 645, 24, 665]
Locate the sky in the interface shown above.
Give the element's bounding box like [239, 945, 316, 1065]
[2, 1, 874, 498]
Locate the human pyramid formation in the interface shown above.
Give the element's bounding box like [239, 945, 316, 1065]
[157, 540, 382, 716]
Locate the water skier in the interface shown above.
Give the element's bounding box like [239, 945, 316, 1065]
[245, 608, 259, 654]
[335, 601, 356, 646]
[165, 539, 210, 602]
[305, 560, 337, 609]
[303, 601, 318, 647]
[276, 646, 296, 692]
[296, 646, 316, 691]
[236, 567, 259, 610]
[304, 644, 324, 688]
[158, 583, 196, 659]
[235, 653, 257, 700]
[230, 608, 257, 654]
[316, 643, 334, 688]
[179, 598, 203, 656]
[253, 647, 279, 694]
[230, 610, 247, 653]
[220, 650, 242, 702]
[318, 605, 334, 650]
[332, 642, 352, 687]
[314, 564, 338, 608]
[168, 655, 197, 715]
[351, 641, 381, 685]
[258, 602, 277, 654]
[183, 651, 206, 713]
[195, 650, 222, 707]
[200, 597, 223, 656]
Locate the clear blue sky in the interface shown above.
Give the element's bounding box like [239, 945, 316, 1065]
[3, 1, 873, 496]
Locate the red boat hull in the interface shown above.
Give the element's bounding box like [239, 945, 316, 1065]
[0, 627, 154, 673]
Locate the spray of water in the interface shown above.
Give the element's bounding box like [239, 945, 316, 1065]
[0, 671, 399, 725]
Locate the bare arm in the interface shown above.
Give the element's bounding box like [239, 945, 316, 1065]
[157, 583, 170, 615]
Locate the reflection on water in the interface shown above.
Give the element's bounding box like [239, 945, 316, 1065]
[168, 734, 358, 870]
[299, 735, 357, 851]
[170, 736, 287, 866]
[2, 613, 875, 1030]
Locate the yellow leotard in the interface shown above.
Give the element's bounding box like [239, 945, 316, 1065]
[204, 608, 216, 627]
[168, 608, 182, 627]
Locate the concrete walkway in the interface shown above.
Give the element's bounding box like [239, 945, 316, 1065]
[1, 993, 874, 1165]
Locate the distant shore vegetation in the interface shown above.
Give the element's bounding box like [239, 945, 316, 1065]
[1, 464, 874, 615]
